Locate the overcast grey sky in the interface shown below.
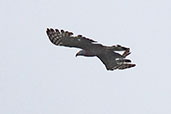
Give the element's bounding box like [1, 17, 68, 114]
[0, 0, 171, 114]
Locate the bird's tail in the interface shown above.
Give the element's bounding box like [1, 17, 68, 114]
[116, 58, 131, 64]
[114, 58, 136, 70]
[118, 64, 136, 70]
[122, 48, 131, 57]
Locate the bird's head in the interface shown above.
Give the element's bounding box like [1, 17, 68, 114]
[75, 50, 86, 57]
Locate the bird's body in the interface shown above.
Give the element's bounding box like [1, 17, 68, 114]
[46, 28, 136, 70]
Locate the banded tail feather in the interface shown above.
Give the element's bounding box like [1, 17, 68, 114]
[118, 64, 136, 70]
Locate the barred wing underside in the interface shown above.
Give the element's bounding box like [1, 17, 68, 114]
[46, 28, 96, 50]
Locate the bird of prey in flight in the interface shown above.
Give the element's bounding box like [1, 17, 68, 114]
[46, 28, 136, 70]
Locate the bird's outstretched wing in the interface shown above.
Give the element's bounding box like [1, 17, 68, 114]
[46, 28, 97, 50]
[97, 50, 135, 70]
[46, 28, 129, 51]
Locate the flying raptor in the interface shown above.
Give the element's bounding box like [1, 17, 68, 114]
[46, 28, 136, 70]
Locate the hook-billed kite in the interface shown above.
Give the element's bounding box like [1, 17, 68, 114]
[46, 28, 136, 70]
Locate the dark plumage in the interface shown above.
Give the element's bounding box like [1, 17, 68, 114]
[46, 28, 136, 70]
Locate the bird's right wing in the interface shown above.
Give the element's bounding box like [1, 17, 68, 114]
[46, 28, 97, 50]
[97, 50, 135, 70]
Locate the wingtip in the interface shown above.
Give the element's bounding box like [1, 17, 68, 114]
[132, 64, 136, 67]
[46, 28, 50, 32]
[46, 28, 50, 34]
[55, 29, 59, 32]
[61, 29, 64, 33]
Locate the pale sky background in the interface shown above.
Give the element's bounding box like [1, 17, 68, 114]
[0, 0, 171, 114]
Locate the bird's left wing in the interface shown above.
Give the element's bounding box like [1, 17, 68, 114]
[46, 28, 97, 50]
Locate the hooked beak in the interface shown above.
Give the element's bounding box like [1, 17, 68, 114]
[75, 53, 79, 57]
[75, 50, 83, 57]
